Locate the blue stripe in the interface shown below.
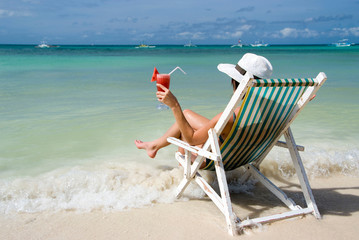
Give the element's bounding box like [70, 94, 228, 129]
[249, 87, 306, 162]
[223, 87, 268, 169]
[204, 83, 308, 171]
[226, 86, 276, 170]
[234, 86, 287, 168]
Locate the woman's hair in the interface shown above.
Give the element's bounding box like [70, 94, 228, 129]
[231, 78, 246, 100]
[231, 75, 261, 91]
[231, 78, 239, 90]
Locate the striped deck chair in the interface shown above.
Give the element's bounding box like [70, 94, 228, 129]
[167, 72, 327, 235]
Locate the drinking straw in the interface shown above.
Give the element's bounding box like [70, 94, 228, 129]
[168, 66, 186, 75]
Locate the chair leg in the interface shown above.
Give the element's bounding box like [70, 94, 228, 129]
[248, 164, 299, 210]
[176, 158, 238, 235]
[214, 160, 238, 235]
[284, 128, 321, 219]
[209, 129, 237, 235]
[174, 152, 193, 198]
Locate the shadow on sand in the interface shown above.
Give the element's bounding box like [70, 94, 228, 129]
[227, 174, 359, 219]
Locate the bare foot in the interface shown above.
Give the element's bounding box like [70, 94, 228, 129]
[134, 140, 158, 158]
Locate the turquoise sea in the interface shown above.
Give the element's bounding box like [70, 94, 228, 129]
[0, 44, 358, 213]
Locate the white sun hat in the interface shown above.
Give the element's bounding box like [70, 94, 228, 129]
[217, 53, 273, 83]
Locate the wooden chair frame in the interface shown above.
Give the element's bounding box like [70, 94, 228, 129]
[167, 72, 327, 235]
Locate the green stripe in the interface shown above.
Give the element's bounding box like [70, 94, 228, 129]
[232, 86, 287, 168]
[226, 88, 267, 168]
[225, 86, 276, 170]
[248, 87, 298, 162]
[250, 86, 306, 162]
[223, 87, 265, 168]
[253, 78, 316, 87]
[204, 87, 257, 170]
[204, 82, 308, 171]
[222, 88, 263, 168]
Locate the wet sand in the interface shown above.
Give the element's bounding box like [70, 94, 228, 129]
[1, 175, 358, 240]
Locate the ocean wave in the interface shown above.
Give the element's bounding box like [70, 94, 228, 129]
[261, 147, 359, 178]
[1, 147, 358, 214]
[0, 163, 180, 214]
[0, 161, 259, 214]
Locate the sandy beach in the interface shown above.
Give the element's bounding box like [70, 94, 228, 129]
[1, 174, 358, 240]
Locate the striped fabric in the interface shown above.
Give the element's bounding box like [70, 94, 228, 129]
[253, 78, 317, 87]
[204, 78, 312, 171]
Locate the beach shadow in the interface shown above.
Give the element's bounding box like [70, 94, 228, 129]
[308, 186, 359, 217]
[227, 175, 359, 219]
[164, 165, 359, 219]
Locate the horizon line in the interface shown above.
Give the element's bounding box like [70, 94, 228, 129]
[0, 43, 357, 46]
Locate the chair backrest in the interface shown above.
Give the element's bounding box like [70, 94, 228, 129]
[204, 77, 319, 171]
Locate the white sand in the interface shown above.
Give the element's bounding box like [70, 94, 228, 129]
[1, 175, 358, 240]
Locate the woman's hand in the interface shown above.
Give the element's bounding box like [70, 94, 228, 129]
[156, 84, 179, 109]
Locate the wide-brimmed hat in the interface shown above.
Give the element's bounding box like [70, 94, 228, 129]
[217, 53, 273, 83]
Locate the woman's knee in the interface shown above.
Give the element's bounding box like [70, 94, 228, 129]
[183, 109, 194, 118]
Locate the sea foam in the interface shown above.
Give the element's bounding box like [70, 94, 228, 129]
[0, 146, 358, 214]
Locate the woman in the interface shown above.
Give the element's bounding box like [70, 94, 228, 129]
[135, 53, 273, 167]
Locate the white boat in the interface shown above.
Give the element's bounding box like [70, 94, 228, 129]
[36, 41, 50, 48]
[250, 41, 269, 47]
[231, 39, 243, 48]
[35, 41, 59, 48]
[333, 39, 351, 47]
[184, 40, 197, 47]
[135, 43, 156, 48]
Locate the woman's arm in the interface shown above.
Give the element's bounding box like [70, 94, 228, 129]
[156, 84, 219, 145]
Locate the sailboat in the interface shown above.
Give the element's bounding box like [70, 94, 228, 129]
[184, 40, 197, 47]
[35, 41, 59, 48]
[333, 39, 351, 47]
[250, 40, 269, 47]
[35, 41, 50, 48]
[135, 42, 156, 48]
[231, 39, 243, 48]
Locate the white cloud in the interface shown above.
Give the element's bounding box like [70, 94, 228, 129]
[176, 31, 205, 40]
[350, 27, 359, 36]
[213, 31, 242, 39]
[231, 31, 243, 38]
[332, 27, 359, 37]
[21, 0, 40, 3]
[239, 25, 252, 31]
[274, 27, 319, 38]
[0, 9, 15, 17]
[125, 17, 138, 23]
[280, 28, 297, 37]
[0, 9, 31, 17]
[212, 25, 252, 40]
[142, 33, 154, 38]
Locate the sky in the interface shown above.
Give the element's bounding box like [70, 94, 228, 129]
[0, 0, 359, 45]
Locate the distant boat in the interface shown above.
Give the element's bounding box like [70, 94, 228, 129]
[250, 41, 269, 47]
[184, 40, 197, 47]
[333, 39, 351, 47]
[135, 43, 156, 48]
[35, 41, 59, 48]
[36, 41, 50, 48]
[231, 39, 243, 48]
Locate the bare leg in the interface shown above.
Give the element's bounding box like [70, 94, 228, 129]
[182, 109, 210, 130]
[135, 109, 210, 158]
[135, 122, 181, 158]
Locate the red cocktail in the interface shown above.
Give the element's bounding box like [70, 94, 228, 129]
[151, 67, 185, 92]
[156, 74, 170, 91]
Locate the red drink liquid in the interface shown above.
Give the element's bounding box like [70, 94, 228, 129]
[156, 74, 170, 91]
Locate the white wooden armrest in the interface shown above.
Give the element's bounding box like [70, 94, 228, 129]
[275, 140, 304, 151]
[167, 137, 200, 152]
[167, 137, 221, 161]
